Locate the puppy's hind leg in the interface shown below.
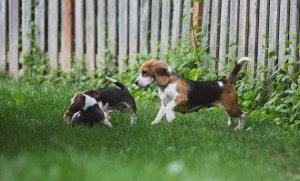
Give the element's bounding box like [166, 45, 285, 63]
[130, 113, 137, 125]
[234, 111, 246, 130]
[102, 118, 113, 128]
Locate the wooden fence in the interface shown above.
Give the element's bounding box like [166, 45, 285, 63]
[0, 0, 195, 78]
[198, 0, 300, 77]
[0, 0, 299, 78]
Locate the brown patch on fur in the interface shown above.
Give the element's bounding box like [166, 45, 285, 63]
[84, 89, 101, 101]
[219, 84, 243, 118]
[140, 60, 170, 86]
[172, 78, 188, 106]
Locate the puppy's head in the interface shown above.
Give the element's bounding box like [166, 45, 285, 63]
[135, 60, 171, 88]
[64, 90, 99, 123]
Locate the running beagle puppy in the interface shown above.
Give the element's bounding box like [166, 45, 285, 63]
[64, 76, 137, 127]
[135, 57, 252, 130]
[85, 76, 137, 126]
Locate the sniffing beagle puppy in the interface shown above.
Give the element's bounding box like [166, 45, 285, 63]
[64, 92, 110, 126]
[135, 57, 252, 130]
[84, 76, 137, 126]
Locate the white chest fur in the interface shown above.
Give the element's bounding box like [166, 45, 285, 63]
[158, 83, 178, 106]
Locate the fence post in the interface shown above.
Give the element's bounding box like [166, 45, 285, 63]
[49, 0, 59, 72]
[9, 0, 19, 78]
[62, 0, 73, 72]
[0, 0, 7, 72]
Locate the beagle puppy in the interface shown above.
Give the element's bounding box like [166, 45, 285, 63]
[84, 76, 137, 126]
[135, 57, 252, 130]
[64, 92, 110, 127]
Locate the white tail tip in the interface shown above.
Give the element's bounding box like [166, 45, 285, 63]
[105, 75, 117, 83]
[237, 57, 252, 64]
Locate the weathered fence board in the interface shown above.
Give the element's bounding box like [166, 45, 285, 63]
[209, 0, 220, 70]
[181, 0, 192, 40]
[248, 0, 258, 74]
[22, 0, 31, 56]
[160, 0, 171, 59]
[278, 0, 289, 69]
[140, 0, 150, 55]
[289, 0, 299, 73]
[268, 0, 279, 71]
[171, 0, 183, 49]
[129, 0, 138, 67]
[97, 0, 106, 66]
[62, 0, 73, 72]
[86, 0, 96, 72]
[75, 0, 84, 58]
[35, 0, 45, 52]
[107, 0, 117, 65]
[48, 0, 59, 71]
[218, 0, 229, 69]
[150, 0, 161, 58]
[9, 0, 19, 77]
[257, 0, 269, 78]
[118, 0, 128, 72]
[238, 0, 248, 57]
[0, 0, 6, 71]
[201, 0, 211, 47]
[228, 0, 238, 58]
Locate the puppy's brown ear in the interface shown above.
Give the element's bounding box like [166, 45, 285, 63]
[151, 65, 170, 86]
[84, 89, 100, 99]
[68, 93, 85, 114]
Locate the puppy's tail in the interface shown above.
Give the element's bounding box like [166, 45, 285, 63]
[226, 57, 252, 84]
[105, 76, 128, 91]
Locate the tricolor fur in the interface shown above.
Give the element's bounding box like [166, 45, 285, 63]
[135, 57, 251, 130]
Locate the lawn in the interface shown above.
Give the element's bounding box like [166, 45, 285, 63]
[0, 76, 299, 181]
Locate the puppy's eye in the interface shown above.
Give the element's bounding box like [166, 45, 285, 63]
[141, 70, 147, 75]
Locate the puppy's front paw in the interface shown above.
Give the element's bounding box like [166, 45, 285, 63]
[166, 111, 175, 123]
[151, 121, 158, 125]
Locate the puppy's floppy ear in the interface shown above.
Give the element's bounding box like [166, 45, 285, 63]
[84, 89, 100, 99]
[151, 65, 170, 86]
[68, 93, 85, 114]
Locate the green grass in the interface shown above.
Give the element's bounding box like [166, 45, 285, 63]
[0, 76, 300, 181]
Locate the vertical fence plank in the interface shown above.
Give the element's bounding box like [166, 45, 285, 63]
[150, 0, 161, 58]
[248, 0, 258, 75]
[171, 0, 183, 49]
[49, 0, 59, 71]
[228, 0, 238, 59]
[160, 0, 171, 59]
[268, 0, 279, 71]
[278, 0, 289, 69]
[192, 1, 203, 34]
[209, 0, 220, 70]
[107, 0, 117, 65]
[218, 0, 229, 69]
[118, 0, 128, 72]
[140, 0, 150, 55]
[0, 0, 6, 71]
[129, 0, 138, 67]
[75, 0, 84, 58]
[62, 0, 73, 72]
[289, 0, 299, 73]
[257, 0, 269, 78]
[35, 0, 45, 52]
[22, 0, 31, 55]
[86, 0, 95, 72]
[181, 0, 192, 40]
[97, 0, 106, 66]
[202, 0, 211, 47]
[9, 0, 19, 77]
[237, 0, 248, 56]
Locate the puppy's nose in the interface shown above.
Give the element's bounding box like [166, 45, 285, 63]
[135, 80, 139, 85]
